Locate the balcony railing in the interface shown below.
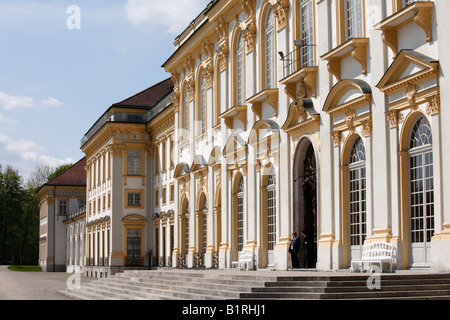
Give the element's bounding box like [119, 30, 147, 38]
[64, 207, 86, 222]
[280, 40, 316, 79]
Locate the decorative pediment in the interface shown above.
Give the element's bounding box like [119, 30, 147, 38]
[281, 98, 319, 137]
[222, 133, 248, 160]
[190, 155, 208, 173]
[208, 146, 222, 166]
[323, 79, 372, 117]
[174, 162, 190, 179]
[248, 120, 280, 160]
[376, 50, 439, 96]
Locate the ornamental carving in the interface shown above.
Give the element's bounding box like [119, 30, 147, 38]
[272, 0, 289, 31]
[361, 119, 372, 137]
[331, 131, 342, 148]
[345, 109, 357, 132]
[426, 95, 441, 116]
[405, 83, 419, 110]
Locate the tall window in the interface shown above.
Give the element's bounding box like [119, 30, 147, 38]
[184, 201, 190, 255]
[183, 88, 189, 135]
[236, 32, 245, 106]
[348, 137, 367, 249]
[59, 200, 67, 215]
[409, 116, 434, 248]
[299, 0, 314, 67]
[127, 149, 141, 176]
[265, 8, 275, 89]
[236, 176, 244, 252]
[266, 173, 276, 251]
[201, 197, 208, 255]
[200, 75, 207, 134]
[345, 0, 363, 40]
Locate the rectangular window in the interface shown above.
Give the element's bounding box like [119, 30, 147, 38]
[162, 187, 167, 205]
[170, 184, 175, 203]
[59, 200, 67, 215]
[155, 189, 159, 207]
[300, 0, 314, 67]
[345, 0, 363, 40]
[127, 149, 141, 176]
[127, 192, 141, 207]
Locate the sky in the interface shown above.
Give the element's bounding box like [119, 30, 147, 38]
[0, 0, 210, 183]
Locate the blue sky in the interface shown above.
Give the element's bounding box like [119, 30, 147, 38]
[0, 0, 210, 182]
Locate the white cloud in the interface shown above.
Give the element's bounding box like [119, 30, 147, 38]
[0, 91, 64, 110]
[124, 0, 209, 34]
[0, 112, 17, 125]
[0, 132, 74, 181]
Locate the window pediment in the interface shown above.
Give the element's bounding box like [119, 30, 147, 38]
[281, 98, 319, 137]
[376, 49, 439, 96]
[174, 162, 190, 179]
[222, 133, 248, 160]
[323, 79, 372, 117]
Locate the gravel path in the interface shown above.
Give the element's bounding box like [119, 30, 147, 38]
[0, 265, 73, 300]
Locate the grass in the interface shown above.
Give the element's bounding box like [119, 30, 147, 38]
[8, 265, 42, 272]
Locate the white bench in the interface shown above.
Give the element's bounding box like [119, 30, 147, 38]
[351, 242, 395, 273]
[232, 250, 254, 271]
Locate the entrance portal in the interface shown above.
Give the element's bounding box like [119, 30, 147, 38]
[293, 140, 317, 268]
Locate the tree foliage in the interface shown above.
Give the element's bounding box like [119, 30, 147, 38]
[0, 164, 48, 265]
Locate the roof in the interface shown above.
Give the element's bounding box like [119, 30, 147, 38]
[112, 78, 174, 108]
[43, 157, 87, 188]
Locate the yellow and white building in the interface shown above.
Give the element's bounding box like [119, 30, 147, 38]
[79, 0, 450, 275]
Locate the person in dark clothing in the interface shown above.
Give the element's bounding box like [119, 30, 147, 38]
[301, 231, 313, 268]
[289, 232, 301, 269]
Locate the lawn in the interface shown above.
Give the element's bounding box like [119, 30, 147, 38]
[8, 265, 42, 272]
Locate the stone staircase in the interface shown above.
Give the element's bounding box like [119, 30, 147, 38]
[59, 269, 450, 300]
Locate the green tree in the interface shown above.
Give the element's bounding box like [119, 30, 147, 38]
[47, 164, 72, 182]
[0, 165, 24, 264]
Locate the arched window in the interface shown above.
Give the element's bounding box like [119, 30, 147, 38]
[348, 137, 367, 254]
[236, 32, 245, 106]
[266, 172, 276, 251]
[200, 75, 207, 134]
[236, 176, 245, 251]
[409, 115, 434, 266]
[265, 8, 275, 89]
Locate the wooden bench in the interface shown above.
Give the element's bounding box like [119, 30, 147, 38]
[232, 250, 254, 271]
[351, 242, 395, 273]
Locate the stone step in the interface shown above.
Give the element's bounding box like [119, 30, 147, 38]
[59, 270, 450, 300]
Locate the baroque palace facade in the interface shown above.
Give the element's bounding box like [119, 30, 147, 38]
[58, 0, 450, 277]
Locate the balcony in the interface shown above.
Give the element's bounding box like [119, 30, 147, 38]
[279, 41, 318, 98]
[64, 207, 86, 223]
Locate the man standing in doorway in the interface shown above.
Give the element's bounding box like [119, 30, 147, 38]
[289, 232, 301, 269]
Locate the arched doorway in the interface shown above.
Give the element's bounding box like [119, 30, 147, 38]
[293, 138, 317, 268]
